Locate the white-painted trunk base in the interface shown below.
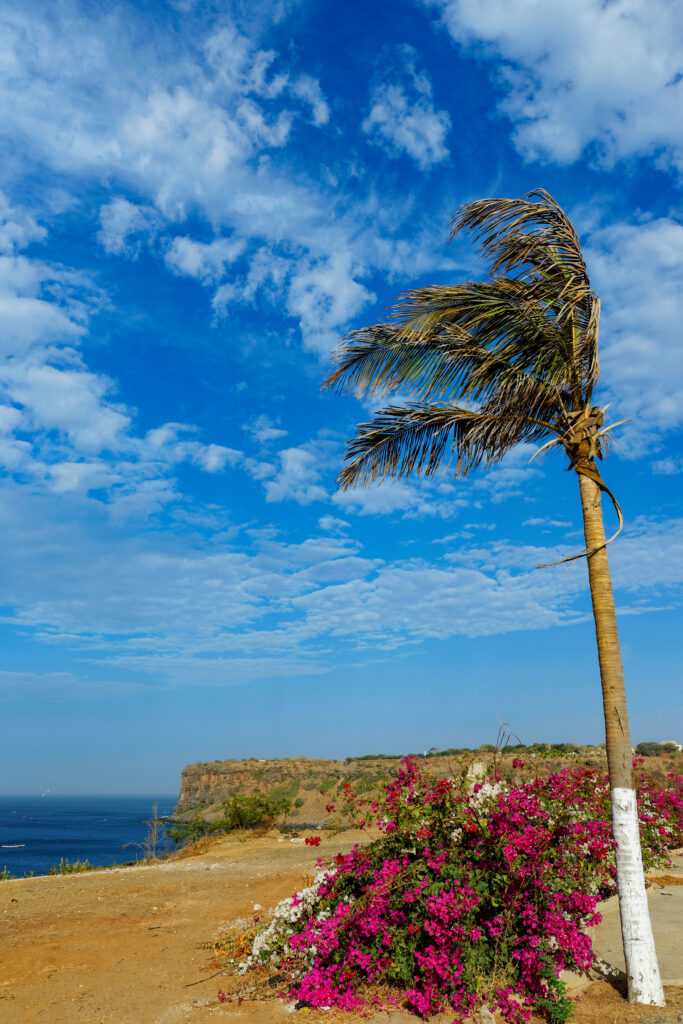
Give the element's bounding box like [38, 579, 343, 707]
[611, 787, 665, 1006]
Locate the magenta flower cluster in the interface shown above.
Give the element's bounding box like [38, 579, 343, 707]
[260, 758, 683, 1023]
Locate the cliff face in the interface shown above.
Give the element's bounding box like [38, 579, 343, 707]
[174, 749, 616, 826]
[176, 757, 356, 816]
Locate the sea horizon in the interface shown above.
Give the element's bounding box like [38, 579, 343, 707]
[0, 794, 180, 878]
[0, 792, 179, 799]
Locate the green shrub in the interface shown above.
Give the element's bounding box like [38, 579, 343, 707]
[353, 774, 389, 795]
[221, 791, 292, 830]
[48, 858, 93, 875]
[347, 754, 402, 761]
[167, 790, 294, 847]
[635, 742, 680, 757]
[268, 780, 299, 801]
[166, 812, 213, 844]
[0, 866, 11, 881]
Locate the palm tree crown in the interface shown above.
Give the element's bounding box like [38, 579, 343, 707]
[324, 189, 619, 539]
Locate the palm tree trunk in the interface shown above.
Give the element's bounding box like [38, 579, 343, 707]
[578, 471, 665, 1006]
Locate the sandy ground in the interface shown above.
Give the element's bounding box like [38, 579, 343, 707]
[1, 831, 682, 1024]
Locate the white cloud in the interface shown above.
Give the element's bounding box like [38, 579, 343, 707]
[0, 251, 90, 356]
[652, 457, 683, 475]
[585, 216, 683, 432]
[251, 432, 470, 516]
[0, 669, 144, 701]
[213, 246, 291, 313]
[214, 244, 380, 356]
[426, 0, 683, 172]
[204, 25, 329, 125]
[473, 446, 542, 502]
[46, 460, 117, 495]
[523, 517, 572, 529]
[286, 251, 376, 355]
[0, 404, 22, 434]
[106, 477, 181, 521]
[250, 430, 537, 519]
[243, 414, 288, 444]
[144, 422, 243, 472]
[97, 198, 159, 257]
[318, 514, 350, 532]
[2, 360, 131, 454]
[262, 444, 330, 505]
[164, 234, 247, 284]
[291, 561, 570, 644]
[0, 190, 46, 253]
[0, 292, 81, 355]
[362, 48, 450, 168]
[192, 443, 241, 473]
[333, 479, 464, 518]
[289, 75, 330, 126]
[449, 516, 683, 598]
[0, 459, 681, 688]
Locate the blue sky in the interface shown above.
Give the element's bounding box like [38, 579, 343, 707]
[0, 0, 681, 794]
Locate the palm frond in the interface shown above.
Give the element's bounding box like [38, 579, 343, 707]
[450, 189, 585, 280]
[450, 189, 599, 394]
[338, 402, 551, 490]
[324, 313, 569, 431]
[323, 321, 471, 399]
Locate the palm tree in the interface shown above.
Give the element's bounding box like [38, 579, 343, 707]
[323, 190, 664, 1007]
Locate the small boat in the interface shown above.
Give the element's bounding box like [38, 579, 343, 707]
[1, 844, 25, 848]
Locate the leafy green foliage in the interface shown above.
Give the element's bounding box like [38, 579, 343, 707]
[636, 742, 680, 757]
[167, 788, 294, 846]
[221, 791, 292, 830]
[48, 858, 94, 874]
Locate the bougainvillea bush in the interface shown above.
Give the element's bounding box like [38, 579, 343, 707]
[239, 758, 683, 1023]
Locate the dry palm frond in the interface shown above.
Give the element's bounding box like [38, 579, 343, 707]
[338, 403, 549, 490]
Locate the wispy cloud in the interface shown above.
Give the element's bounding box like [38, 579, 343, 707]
[3, 456, 681, 690]
[97, 198, 160, 258]
[362, 45, 451, 169]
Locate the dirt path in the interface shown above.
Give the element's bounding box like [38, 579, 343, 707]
[0, 831, 369, 1024]
[1, 831, 682, 1024]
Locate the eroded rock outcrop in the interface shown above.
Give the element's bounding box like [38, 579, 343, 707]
[176, 757, 365, 819]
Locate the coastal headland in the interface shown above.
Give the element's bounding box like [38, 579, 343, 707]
[1, 748, 682, 1024]
[174, 745, 620, 827]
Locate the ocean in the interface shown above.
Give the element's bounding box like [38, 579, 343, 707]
[0, 795, 179, 878]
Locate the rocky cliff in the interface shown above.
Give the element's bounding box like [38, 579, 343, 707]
[174, 747, 618, 827]
[176, 756, 354, 816]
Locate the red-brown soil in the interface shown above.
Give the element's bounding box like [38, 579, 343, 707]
[2, 828, 682, 1024]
